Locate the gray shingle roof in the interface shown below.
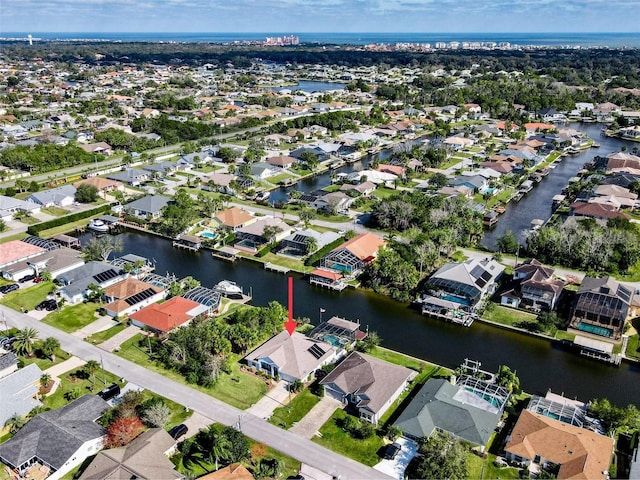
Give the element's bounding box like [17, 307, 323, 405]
[0, 364, 43, 428]
[124, 195, 171, 215]
[393, 378, 500, 446]
[0, 395, 108, 471]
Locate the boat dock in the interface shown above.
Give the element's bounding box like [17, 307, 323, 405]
[309, 277, 348, 291]
[421, 306, 475, 327]
[212, 246, 241, 262]
[264, 262, 290, 274]
[572, 335, 622, 365]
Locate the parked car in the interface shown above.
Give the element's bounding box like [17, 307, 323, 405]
[168, 424, 188, 440]
[97, 383, 121, 401]
[0, 284, 19, 294]
[19, 274, 36, 283]
[0, 337, 16, 348]
[382, 442, 401, 460]
[33, 276, 43, 283]
[36, 299, 57, 311]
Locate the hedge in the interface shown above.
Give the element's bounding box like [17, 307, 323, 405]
[256, 243, 275, 258]
[304, 236, 346, 266]
[27, 203, 115, 235]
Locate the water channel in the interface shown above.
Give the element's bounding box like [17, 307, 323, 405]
[81, 229, 640, 406]
[482, 122, 636, 249]
[268, 80, 347, 94]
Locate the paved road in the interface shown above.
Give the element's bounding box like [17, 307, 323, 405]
[1, 305, 390, 480]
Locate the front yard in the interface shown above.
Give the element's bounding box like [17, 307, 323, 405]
[268, 388, 320, 429]
[42, 302, 101, 333]
[43, 365, 122, 410]
[0, 282, 55, 312]
[116, 334, 267, 409]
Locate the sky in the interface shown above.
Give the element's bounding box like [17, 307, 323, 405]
[1, 0, 639, 34]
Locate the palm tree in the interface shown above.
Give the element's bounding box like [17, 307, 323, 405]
[12, 327, 39, 357]
[4, 415, 26, 434]
[305, 237, 318, 254]
[84, 359, 101, 387]
[40, 337, 60, 361]
[207, 431, 232, 471]
[40, 373, 52, 390]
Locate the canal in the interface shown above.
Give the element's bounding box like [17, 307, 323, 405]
[82, 230, 640, 406]
[483, 122, 637, 249]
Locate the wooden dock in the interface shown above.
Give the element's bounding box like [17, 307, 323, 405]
[309, 277, 348, 291]
[264, 262, 290, 274]
[421, 306, 475, 327]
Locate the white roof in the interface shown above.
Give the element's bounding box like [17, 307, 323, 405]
[573, 335, 614, 354]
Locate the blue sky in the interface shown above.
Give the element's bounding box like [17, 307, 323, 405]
[1, 0, 638, 33]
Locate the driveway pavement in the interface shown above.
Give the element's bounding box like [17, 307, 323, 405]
[0, 305, 390, 480]
[98, 325, 140, 352]
[43, 355, 86, 377]
[73, 315, 118, 339]
[289, 396, 341, 439]
[182, 412, 214, 439]
[247, 380, 291, 420]
[373, 437, 418, 480]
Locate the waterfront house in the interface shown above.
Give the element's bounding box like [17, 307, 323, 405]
[58, 261, 127, 304]
[124, 195, 170, 220]
[244, 331, 336, 384]
[320, 233, 385, 276]
[78, 428, 182, 480]
[266, 155, 296, 170]
[393, 377, 507, 449]
[27, 185, 76, 208]
[213, 206, 256, 232]
[249, 162, 278, 180]
[0, 363, 43, 430]
[0, 240, 46, 271]
[339, 181, 376, 197]
[279, 229, 342, 256]
[569, 202, 630, 221]
[1, 246, 84, 282]
[500, 259, 564, 311]
[504, 410, 614, 480]
[423, 258, 504, 311]
[0, 395, 109, 480]
[103, 277, 166, 318]
[129, 296, 209, 334]
[569, 275, 632, 342]
[235, 217, 292, 250]
[320, 351, 416, 425]
[589, 184, 638, 210]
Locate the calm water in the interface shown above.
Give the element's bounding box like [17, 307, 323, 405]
[80, 230, 640, 406]
[269, 80, 346, 94]
[482, 123, 636, 249]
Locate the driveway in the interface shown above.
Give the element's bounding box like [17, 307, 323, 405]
[43, 355, 86, 378]
[72, 315, 118, 339]
[289, 396, 341, 439]
[98, 325, 140, 352]
[247, 380, 291, 419]
[373, 437, 418, 480]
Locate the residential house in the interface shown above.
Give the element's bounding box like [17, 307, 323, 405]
[73, 177, 123, 195]
[103, 277, 166, 318]
[57, 261, 128, 304]
[213, 207, 256, 232]
[27, 185, 76, 208]
[128, 296, 209, 334]
[339, 181, 376, 197]
[320, 233, 385, 276]
[505, 410, 614, 480]
[0, 240, 46, 270]
[124, 195, 171, 220]
[244, 331, 336, 384]
[448, 175, 489, 194]
[1, 246, 84, 282]
[313, 191, 355, 213]
[266, 155, 296, 170]
[569, 275, 633, 342]
[0, 395, 109, 480]
[320, 352, 416, 425]
[78, 428, 182, 480]
[0, 195, 41, 221]
[279, 229, 341, 256]
[249, 162, 278, 180]
[590, 184, 638, 210]
[107, 169, 150, 186]
[79, 142, 112, 155]
[0, 363, 43, 429]
[423, 258, 504, 310]
[235, 217, 293, 249]
[394, 377, 507, 449]
[605, 152, 640, 175]
[199, 464, 254, 480]
[569, 202, 631, 221]
[501, 259, 564, 311]
[443, 136, 474, 150]
[142, 161, 177, 176]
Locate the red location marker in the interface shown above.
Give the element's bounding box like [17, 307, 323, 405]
[284, 276, 297, 336]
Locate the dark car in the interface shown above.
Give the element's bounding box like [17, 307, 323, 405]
[36, 299, 57, 311]
[382, 442, 401, 460]
[97, 383, 121, 401]
[0, 284, 19, 294]
[286, 476, 305, 480]
[168, 424, 188, 440]
[19, 274, 36, 283]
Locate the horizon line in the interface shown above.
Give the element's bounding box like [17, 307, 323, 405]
[3, 31, 639, 35]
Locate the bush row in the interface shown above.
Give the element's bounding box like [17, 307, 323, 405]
[27, 203, 115, 235]
[304, 236, 346, 266]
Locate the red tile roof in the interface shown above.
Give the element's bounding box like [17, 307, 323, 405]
[332, 233, 385, 260]
[129, 296, 201, 333]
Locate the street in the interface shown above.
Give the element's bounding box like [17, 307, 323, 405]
[0, 305, 391, 480]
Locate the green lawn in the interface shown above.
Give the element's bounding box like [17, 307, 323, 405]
[372, 187, 398, 199]
[20, 347, 71, 370]
[116, 334, 267, 409]
[37, 214, 105, 238]
[42, 206, 70, 216]
[269, 388, 319, 429]
[313, 409, 384, 466]
[251, 252, 313, 274]
[267, 172, 296, 184]
[467, 452, 521, 480]
[137, 389, 193, 430]
[42, 302, 100, 333]
[85, 323, 127, 345]
[0, 282, 55, 311]
[483, 305, 538, 328]
[44, 365, 122, 410]
[367, 346, 447, 374]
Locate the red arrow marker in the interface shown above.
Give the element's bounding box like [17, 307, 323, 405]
[284, 276, 297, 336]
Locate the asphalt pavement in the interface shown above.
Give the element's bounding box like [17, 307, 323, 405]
[0, 305, 390, 480]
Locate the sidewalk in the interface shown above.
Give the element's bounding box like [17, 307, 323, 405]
[98, 325, 141, 352]
[290, 396, 341, 439]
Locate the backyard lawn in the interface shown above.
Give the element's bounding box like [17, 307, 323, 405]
[0, 282, 55, 312]
[116, 334, 267, 409]
[313, 408, 384, 466]
[42, 302, 101, 333]
[483, 305, 538, 328]
[269, 388, 319, 429]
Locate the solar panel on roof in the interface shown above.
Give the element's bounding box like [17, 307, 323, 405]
[93, 269, 119, 283]
[124, 288, 157, 306]
[308, 343, 326, 359]
[291, 234, 308, 243]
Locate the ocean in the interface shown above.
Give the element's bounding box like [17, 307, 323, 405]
[2, 32, 640, 47]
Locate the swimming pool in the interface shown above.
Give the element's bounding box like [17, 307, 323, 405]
[199, 231, 217, 239]
[577, 322, 612, 338]
[442, 294, 471, 306]
[321, 334, 348, 348]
